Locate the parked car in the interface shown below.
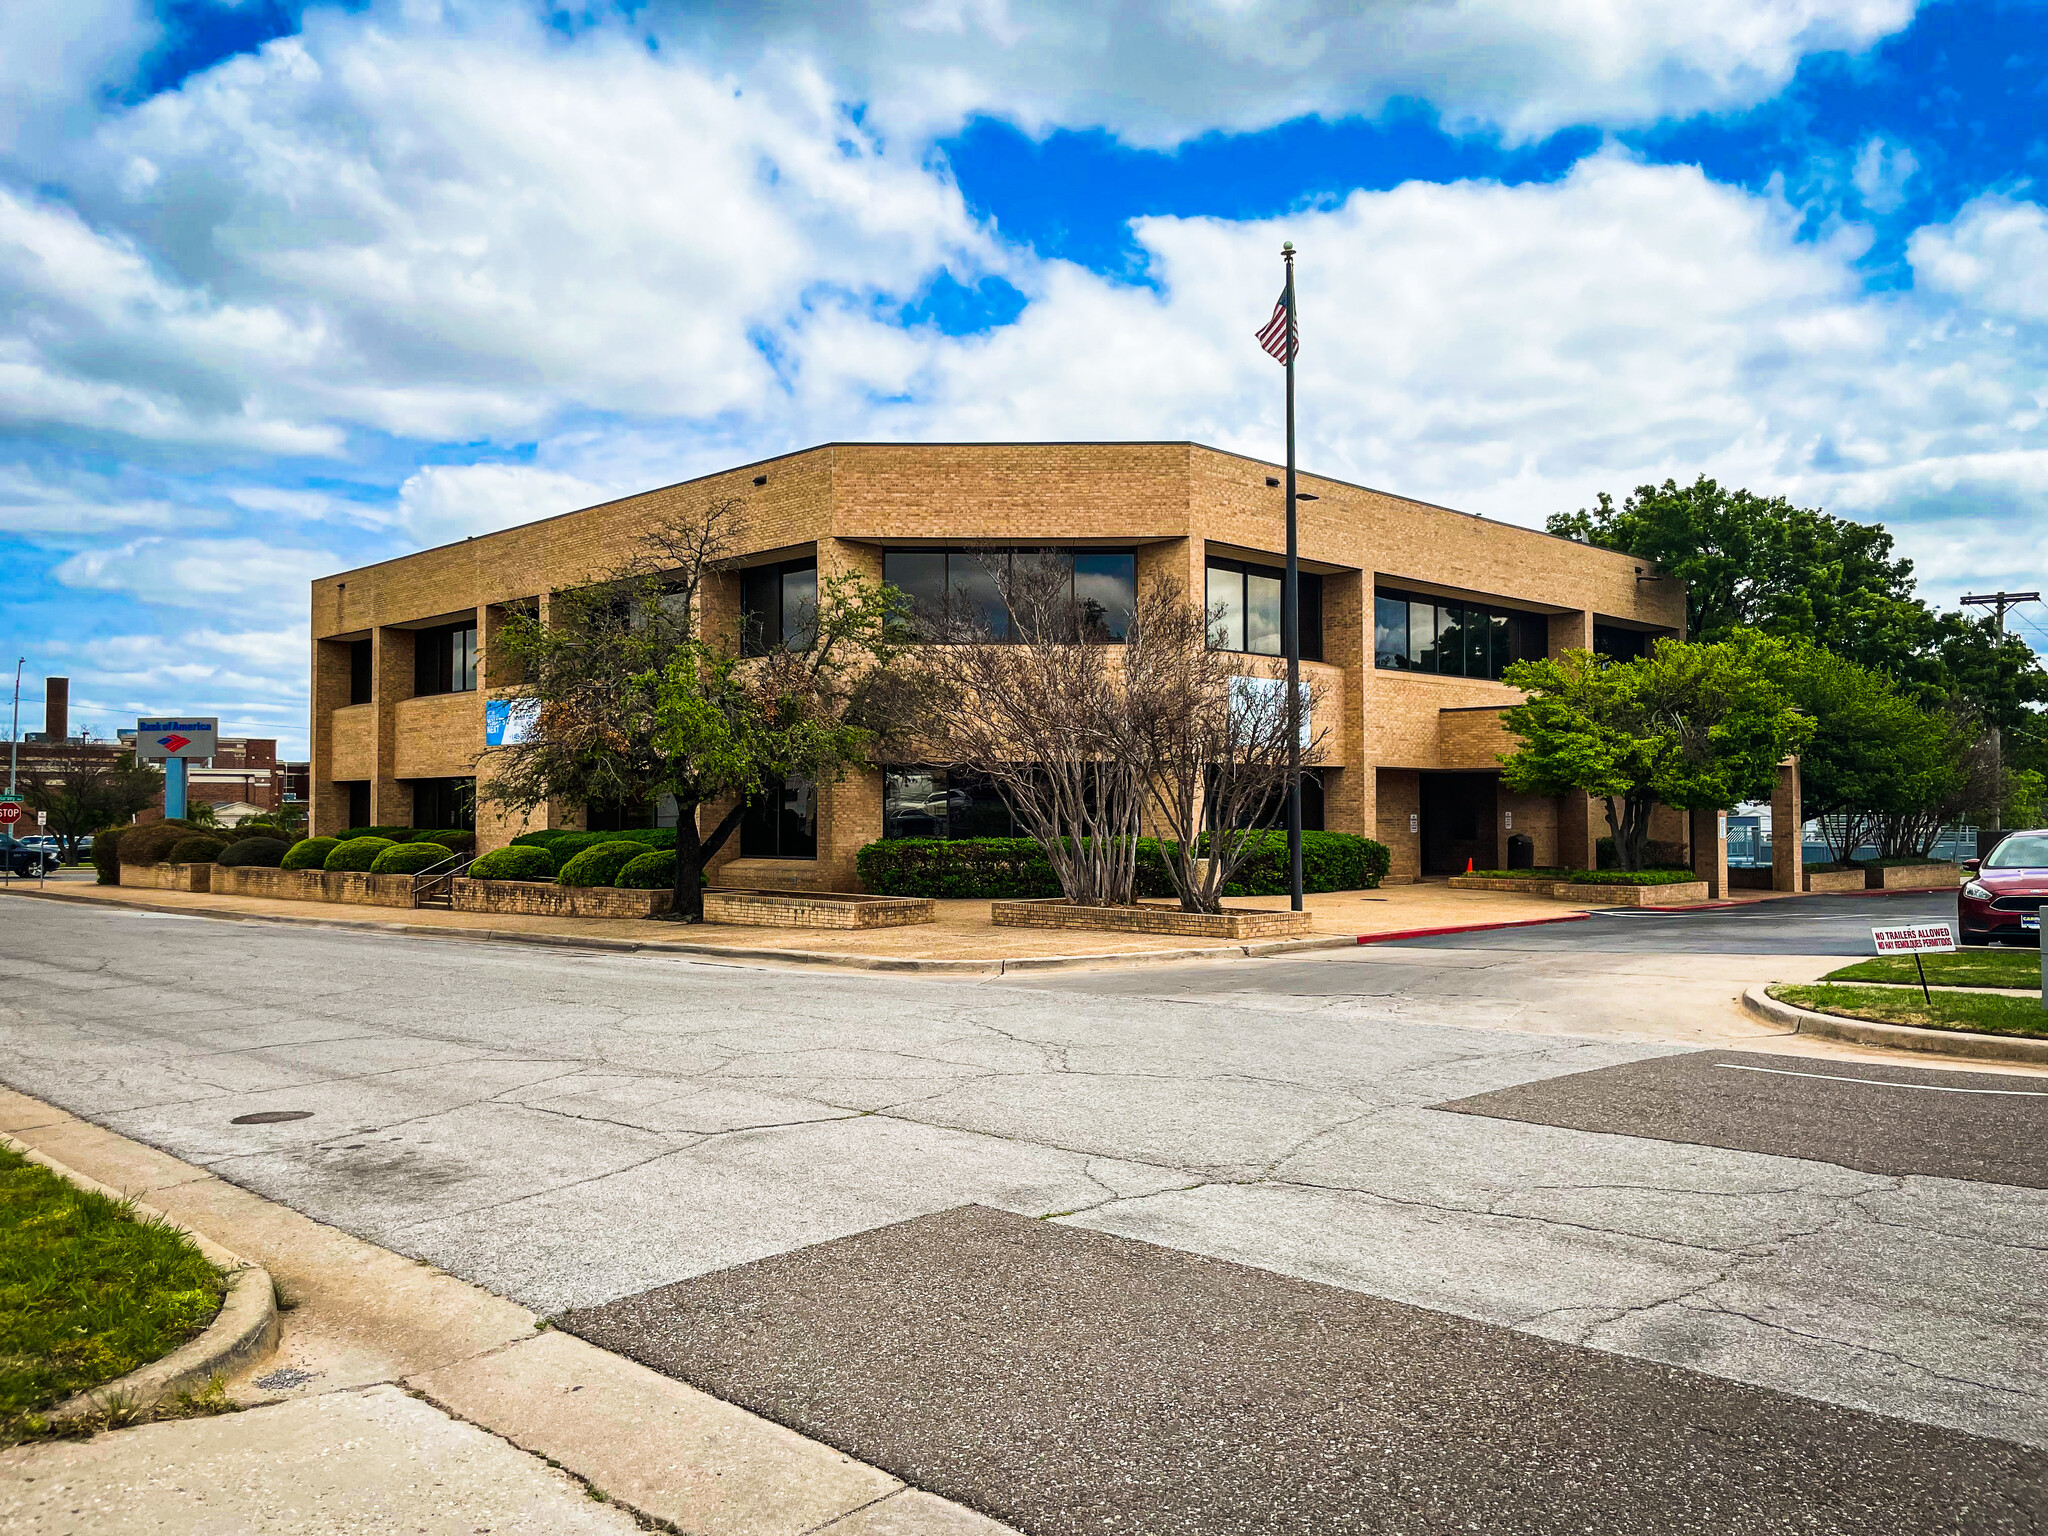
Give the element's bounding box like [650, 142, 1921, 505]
[1956, 830, 2048, 945]
[0, 839, 60, 876]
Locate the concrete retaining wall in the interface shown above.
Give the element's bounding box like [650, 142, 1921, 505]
[452, 880, 673, 919]
[1870, 862, 1959, 890]
[1804, 868, 1866, 894]
[991, 898, 1314, 939]
[214, 866, 332, 901]
[702, 890, 935, 929]
[1551, 880, 1710, 907]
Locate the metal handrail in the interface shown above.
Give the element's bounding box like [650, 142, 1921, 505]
[410, 848, 475, 907]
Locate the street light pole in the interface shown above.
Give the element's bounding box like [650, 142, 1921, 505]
[1281, 243, 1303, 913]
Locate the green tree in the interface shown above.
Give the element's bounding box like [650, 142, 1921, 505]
[16, 752, 164, 860]
[482, 500, 912, 922]
[1499, 632, 1811, 870]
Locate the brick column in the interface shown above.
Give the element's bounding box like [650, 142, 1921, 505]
[1690, 806, 1728, 899]
[369, 626, 414, 827]
[1771, 757, 1803, 893]
[309, 638, 354, 838]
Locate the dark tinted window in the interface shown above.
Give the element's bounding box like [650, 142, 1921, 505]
[1375, 589, 1546, 681]
[410, 777, 474, 830]
[1206, 558, 1323, 661]
[883, 549, 1135, 642]
[881, 767, 1018, 839]
[1593, 624, 1651, 662]
[413, 622, 477, 696]
[345, 781, 370, 828]
[740, 775, 817, 857]
[348, 640, 373, 704]
[740, 556, 819, 655]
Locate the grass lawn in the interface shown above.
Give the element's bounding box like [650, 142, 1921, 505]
[1823, 951, 2044, 989]
[0, 1145, 223, 1435]
[1772, 983, 2048, 1039]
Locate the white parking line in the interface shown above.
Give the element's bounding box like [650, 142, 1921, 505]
[1718, 1063, 2048, 1096]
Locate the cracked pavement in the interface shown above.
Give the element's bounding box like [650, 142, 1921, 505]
[2, 898, 2043, 1456]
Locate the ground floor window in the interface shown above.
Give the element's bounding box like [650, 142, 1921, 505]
[409, 777, 474, 830]
[588, 798, 656, 832]
[883, 767, 1021, 840]
[1204, 768, 1325, 833]
[741, 776, 817, 858]
[344, 781, 370, 828]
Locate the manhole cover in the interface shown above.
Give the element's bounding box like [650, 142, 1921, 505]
[231, 1110, 313, 1125]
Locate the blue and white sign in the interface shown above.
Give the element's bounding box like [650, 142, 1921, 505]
[484, 697, 540, 747]
[134, 718, 217, 760]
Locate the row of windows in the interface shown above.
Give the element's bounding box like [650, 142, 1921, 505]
[1206, 559, 1324, 661]
[1374, 590, 1548, 681]
[880, 548, 1138, 642]
[881, 765, 1329, 842]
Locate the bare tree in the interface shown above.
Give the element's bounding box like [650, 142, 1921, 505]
[913, 551, 1144, 905]
[1123, 581, 1328, 912]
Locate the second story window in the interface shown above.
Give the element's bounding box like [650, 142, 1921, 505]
[1375, 589, 1545, 680]
[1206, 557, 1322, 661]
[741, 557, 819, 655]
[882, 548, 1136, 642]
[414, 621, 477, 696]
[348, 639, 373, 705]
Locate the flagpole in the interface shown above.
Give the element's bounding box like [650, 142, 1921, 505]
[1281, 241, 1303, 913]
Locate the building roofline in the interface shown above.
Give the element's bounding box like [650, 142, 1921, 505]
[312, 440, 1649, 584]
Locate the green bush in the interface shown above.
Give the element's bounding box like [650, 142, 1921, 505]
[616, 849, 677, 889]
[510, 826, 674, 871]
[117, 820, 202, 866]
[91, 826, 132, 885]
[468, 845, 556, 882]
[324, 836, 396, 872]
[1855, 855, 1956, 869]
[408, 829, 475, 854]
[1206, 831, 1391, 895]
[339, 826, 416, 842]
[167, 835, 229, 864]
[371, 842, 450, 875]
[218, 837, 291, 868]
[856, 838, 1174, 900]
[557, 840, 653, 887]
[1556, 868, 1703, 886]
[280, 837, 339, 871]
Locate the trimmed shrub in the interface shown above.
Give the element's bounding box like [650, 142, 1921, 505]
[857, 838, 1175, 900]
[616, 849, 677, 889]
[340, 826, 415, 842]
[167, 835, 230, 864]
[218, 837, 291, 869]
[408, 829, 475, 854]
[371, 841, 451, 875]
[118, 820, 202, 866]
[1557, 868, 1703, 886]
[511, 826, 674, 872]
[92, 826, 133, 885]
[280, 837, 340, 871]
[1209, 831, 1391, 896]
[324, 836, 396, 873]
[557, 840, 651, 888]
[468, 845, 556, 882]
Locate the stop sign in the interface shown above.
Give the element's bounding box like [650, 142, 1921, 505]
[0, 803, 19, 825]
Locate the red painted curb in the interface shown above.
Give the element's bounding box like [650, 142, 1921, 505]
[1356, 914, 1592, 944]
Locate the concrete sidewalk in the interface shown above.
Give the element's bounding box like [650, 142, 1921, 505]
[1, 873, 1613, 970]
[0, 1086, 1015, 1536]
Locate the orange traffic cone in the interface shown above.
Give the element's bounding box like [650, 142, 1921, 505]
[1465, 857, 1474, 873]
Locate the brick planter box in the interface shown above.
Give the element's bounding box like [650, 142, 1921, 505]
[703, 890, 936, 929]
[991, 898, 1315, 939]
[122, 862, 212, 893]
[213, 866, 332, 902]
[1868, 862, 1959, 890]
[1552, 880, 1710, 907]
[1447, 876, 1557, 894]
[452, 880, 674, 919]
[1804, 868, 1866, 894]
[321, 871, 419, 908]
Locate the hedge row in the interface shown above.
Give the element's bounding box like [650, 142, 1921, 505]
[337, 827, 476, 853]
[1470, 866, 1701, 886]
[856, 832, 1390, 900]
[510, 827, 672, 873]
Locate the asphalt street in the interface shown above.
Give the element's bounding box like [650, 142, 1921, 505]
[3, 896, 2043, 1528]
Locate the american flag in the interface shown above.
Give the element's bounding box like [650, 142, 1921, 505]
[1255, 289, 1296, 364]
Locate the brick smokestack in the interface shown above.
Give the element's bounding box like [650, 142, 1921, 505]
[44, 677, 67, 742]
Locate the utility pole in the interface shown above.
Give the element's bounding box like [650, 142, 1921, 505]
[7, 658, 21, 795]
[1959, 591, 2040, 848]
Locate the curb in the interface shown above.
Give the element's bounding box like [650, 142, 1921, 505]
[1, 1133, 280, 1423]
[1356, 913, 1592, 945]
[1739, 984, 2048, 1065]
[0, 884, 1360, 975]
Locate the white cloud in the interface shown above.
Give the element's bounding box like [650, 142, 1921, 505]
[1851, 135, 1919, 214]
[0, 464, 201, 534]
[1909, 193, 2048, 322]
[674, 0, 1917, 145]
[52, 537, 338, 609]
[395, 463, 624, 548]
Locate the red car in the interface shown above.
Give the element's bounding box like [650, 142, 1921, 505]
[1957, 831, 2048, 945]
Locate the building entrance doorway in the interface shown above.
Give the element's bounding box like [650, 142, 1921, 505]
[1421, 772, 1499, 875]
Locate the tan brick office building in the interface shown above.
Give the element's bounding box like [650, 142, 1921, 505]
[309, 442, 1689, 889]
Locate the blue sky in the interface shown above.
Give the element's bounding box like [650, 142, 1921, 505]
[4, 0, 2047, 754]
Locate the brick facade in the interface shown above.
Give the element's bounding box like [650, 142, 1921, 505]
[310, 443, 1689, 889]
